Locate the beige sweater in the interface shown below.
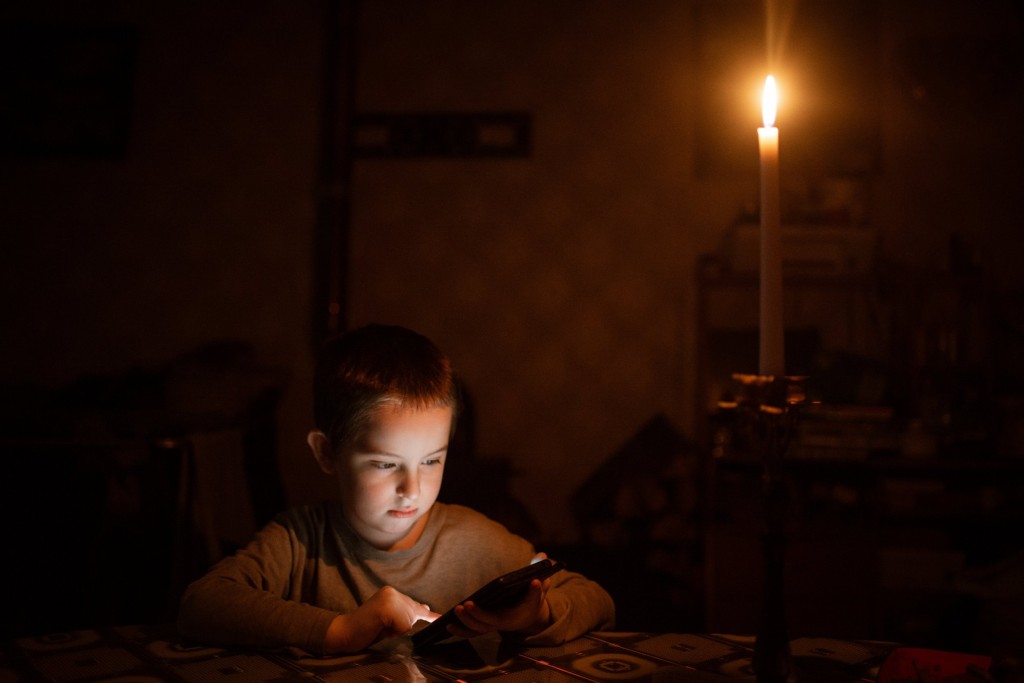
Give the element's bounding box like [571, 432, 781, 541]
[177, 502, 615, 654]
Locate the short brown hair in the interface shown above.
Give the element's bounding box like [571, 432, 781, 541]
[312, 324, 459, 456]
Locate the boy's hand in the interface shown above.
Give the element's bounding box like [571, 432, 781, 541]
[322, 586, 439, 653]
[448, 552, 554, 640]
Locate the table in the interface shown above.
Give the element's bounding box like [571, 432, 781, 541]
[1, 624, 906, 682]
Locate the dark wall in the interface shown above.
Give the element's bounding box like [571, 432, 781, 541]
[1, 0, 1023, 647]
[0, 0, 327, 503]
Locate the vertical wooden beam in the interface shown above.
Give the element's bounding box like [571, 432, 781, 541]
[312, 0, 359, 345]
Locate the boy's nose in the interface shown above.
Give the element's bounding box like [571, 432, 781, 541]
[398, 471, 420, 500]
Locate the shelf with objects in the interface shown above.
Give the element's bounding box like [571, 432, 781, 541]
[694, 221, 1024, 656]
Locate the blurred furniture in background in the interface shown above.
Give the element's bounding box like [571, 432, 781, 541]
[696, 234, 1024, 655]
[180, 430, 258, 567]
[567, 415, 705, 634]
[703, 444, 1024, 653]
[0, 341, 286, 640]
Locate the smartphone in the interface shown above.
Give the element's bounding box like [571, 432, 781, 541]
[411, 558, 565, 651]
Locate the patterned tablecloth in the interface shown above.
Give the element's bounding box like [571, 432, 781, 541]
[1, 624, 900, 682]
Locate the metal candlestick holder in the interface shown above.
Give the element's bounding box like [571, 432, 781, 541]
[718, 373, 806, 683]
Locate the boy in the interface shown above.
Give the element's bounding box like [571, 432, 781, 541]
[177, 324, 615, 654]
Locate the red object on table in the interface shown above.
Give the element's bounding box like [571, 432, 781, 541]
[878, 647, 991, 683]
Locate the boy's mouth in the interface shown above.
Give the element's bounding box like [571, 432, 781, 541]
[388, 507, 418, 518]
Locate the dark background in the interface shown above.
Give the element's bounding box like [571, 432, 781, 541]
[2, 0, 1023, 657]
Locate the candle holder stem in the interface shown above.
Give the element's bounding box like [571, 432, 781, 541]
[754, 417, 791, 683]
[721, 374, 804, 683]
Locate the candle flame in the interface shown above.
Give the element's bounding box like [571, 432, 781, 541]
[762, 75, 778, 128]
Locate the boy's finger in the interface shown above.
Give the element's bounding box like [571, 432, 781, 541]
[454, 603, 494, 631]
[417, 603, 441, 620]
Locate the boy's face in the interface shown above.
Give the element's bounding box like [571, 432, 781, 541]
[330, 403, 451, 551]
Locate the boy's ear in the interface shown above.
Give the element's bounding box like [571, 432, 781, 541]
[307, 430, 337, 475]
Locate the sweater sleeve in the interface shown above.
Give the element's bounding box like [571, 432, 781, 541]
[524, 568, 616, 645]
[176, 517, 338, 654]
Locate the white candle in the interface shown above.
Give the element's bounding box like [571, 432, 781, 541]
[758, 75, 784, 377]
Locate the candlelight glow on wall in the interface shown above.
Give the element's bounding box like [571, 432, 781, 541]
[758, 75, 784, 377]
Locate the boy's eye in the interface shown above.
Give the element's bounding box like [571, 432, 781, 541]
[371, 461, 396, 470]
